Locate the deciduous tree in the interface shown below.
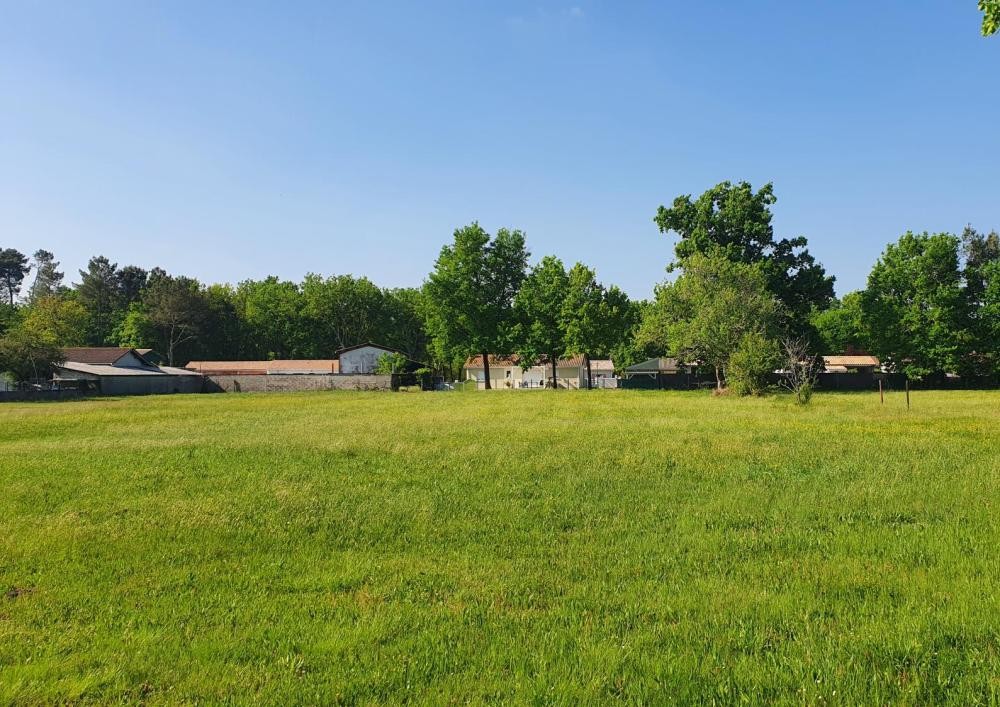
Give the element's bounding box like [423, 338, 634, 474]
[859, 232, 967, 379]
[514, 256, 569, 387]
[654, 181, 834, 342]
[425, 223, 528, 389]
[639, 252, 781, 389]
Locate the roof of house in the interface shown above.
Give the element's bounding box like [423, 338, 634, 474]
[465, 354, 522, 368]
[823, 355, 880, 367]
[61, 347, 150, 366]
[589, 359, 614, 372]
[625, 357, 685, 373]
[185, 360, 340, 374]
[56, 361, 201, 377]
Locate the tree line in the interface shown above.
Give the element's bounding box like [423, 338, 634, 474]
[1, 180, 997, 390]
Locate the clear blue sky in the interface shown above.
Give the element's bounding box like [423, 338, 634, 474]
[2, 1, 997, 299]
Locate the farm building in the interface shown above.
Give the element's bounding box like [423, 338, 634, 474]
[464, 354, 615, 389]
[55, 348, 204, 395]
[186, 343, 421, 378]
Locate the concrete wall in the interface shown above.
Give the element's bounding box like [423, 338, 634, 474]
[205, 374, 391, 393]
[100, 375, 206, 396]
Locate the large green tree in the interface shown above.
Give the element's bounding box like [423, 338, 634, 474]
[514, 256, 569, 387]
[859, 232, 967, 379]
[20, 296, 88, 347]
[235, 277, 303, 360]
[144, 275, 209, 366]
[654, 181, 834, 343]
[0, 248, 30, 306]
[425, 223, 528, 389]
[561, 264, 637, 388]
[27, 250, 64, 302]
[981, 260, 1000, 374]
[638, 252, 781, 389]
[76, 256, 123, 344]
[300, 274, 387, 356]
[961, 227, 1000, 375]
[0, 324, 64, 382]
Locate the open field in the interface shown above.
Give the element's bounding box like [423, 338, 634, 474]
[2, 390, 999, 704]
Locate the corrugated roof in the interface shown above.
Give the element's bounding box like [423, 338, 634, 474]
[56, 362, 201, 377]
[823, 355, 879, 367]
[62, 347, 146, 366]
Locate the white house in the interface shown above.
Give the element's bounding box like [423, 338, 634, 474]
[464, 354, 615, 389]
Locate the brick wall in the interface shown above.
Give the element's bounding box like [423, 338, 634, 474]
[204, 374, 391, 393]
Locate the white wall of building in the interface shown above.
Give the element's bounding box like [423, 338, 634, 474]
[339, 345, 394, 374]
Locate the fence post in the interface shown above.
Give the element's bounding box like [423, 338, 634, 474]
[879, 379, 884, 404]
[905, 378, 910, 409]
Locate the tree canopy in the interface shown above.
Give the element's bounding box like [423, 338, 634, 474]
[0, 248, 30, 306]
[425, 223, 528, 389]
[859, 232, 967, 379]
[639, 252, 781, 389]
[514, 256, 569, 386]
[654, 181, 834, 343]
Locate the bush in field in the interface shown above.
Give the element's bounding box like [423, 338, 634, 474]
[779, 338, 821, 404]
[727, 331, 780, 396]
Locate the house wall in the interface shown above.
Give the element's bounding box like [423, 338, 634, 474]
[339, 346, 394, 374]
[204, 374, 391, 393]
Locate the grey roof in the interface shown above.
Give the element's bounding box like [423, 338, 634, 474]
[625, 357, 684, 373]
[56, 362, 202, 377]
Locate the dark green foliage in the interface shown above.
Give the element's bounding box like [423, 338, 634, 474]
[0, 248, 30, 306]
[726, 331, 780, 396]
[76, 256, 123, 344]
[639, 252, 781, 389]
[514, 256, 569, 384]
[982, 0, 999, 35]
[0, 325, 64, 381]
[811, 293, 867, 355]
[425, 223, 528, 388]
[654, 181, 834, 343]
[859, 232, 967, 379]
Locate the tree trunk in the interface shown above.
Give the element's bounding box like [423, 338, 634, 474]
[551, 354, 558, 389]
[585, 354, 592, 390]
[715, 365, 722, 390]
[482, 351, 491, 390]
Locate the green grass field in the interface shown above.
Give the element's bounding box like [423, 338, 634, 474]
[2, 390, 999, 704]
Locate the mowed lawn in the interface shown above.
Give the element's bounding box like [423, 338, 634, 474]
[1, 390, 999, 704]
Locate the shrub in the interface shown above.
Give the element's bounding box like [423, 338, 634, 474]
[726, 332, 779, 396]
